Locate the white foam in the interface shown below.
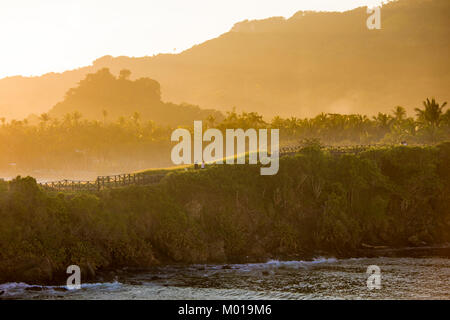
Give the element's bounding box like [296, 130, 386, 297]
[0, 280, 122, 298]
[226, 257, 338, 271]
[78, 281, 121, 289]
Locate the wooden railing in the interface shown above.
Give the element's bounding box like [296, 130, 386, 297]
[279, 143, 392, 156]
[39, 143, 398, 192]
[40, 172, 166, 192]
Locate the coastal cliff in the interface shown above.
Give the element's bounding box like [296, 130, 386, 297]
[1, 143, 449, 285]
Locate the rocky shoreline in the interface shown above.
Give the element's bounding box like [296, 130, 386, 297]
[2, 245, 449, 290]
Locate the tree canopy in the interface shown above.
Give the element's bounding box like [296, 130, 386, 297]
[48, 68, 222, 126]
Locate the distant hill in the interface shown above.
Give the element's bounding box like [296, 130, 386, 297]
[0, 0, 449, 120]
[45, 68, 223, 126]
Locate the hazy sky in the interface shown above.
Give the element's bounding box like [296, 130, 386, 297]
[0, 0, 384, 78]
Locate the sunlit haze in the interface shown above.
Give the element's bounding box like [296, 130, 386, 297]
[0, 0, 384, 78]
[1, 0, 449, 301]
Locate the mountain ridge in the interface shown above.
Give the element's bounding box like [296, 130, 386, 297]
[0, 0, 449, 120]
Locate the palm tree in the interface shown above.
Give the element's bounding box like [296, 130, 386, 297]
[72, 111, 83, 124]
[415, 98, 447, 142]
[392, 106, 406, 121]
[0, 117, 5, 126]
[131, 112, 141, 125]
[39, 113, 51, 127]
[206, 114, 216, 128]
[63, 113, 72, 125]
[102, 109, 108, 125]
[415, 98, 447, 127]
[373, 113, 393, 129]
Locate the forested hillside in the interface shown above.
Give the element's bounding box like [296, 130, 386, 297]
[0, 0, 448, 120]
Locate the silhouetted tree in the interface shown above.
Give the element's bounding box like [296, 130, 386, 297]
[393, 106, 406, 121]
[415, 98, 447, 128]
[119, 69, 132, 80]
[102, 109, 108, 125]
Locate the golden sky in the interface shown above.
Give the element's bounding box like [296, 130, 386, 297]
[0, 0, 384, 78]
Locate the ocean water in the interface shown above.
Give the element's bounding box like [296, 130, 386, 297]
[1, 255, 449, 300]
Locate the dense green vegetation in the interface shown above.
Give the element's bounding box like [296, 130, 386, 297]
[1, 143, 449, 284]
[0, 110, 175, 177]
[217, 99, 450, 145]
[0, 97, 448, 177]
[46, 68, 223, 126]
